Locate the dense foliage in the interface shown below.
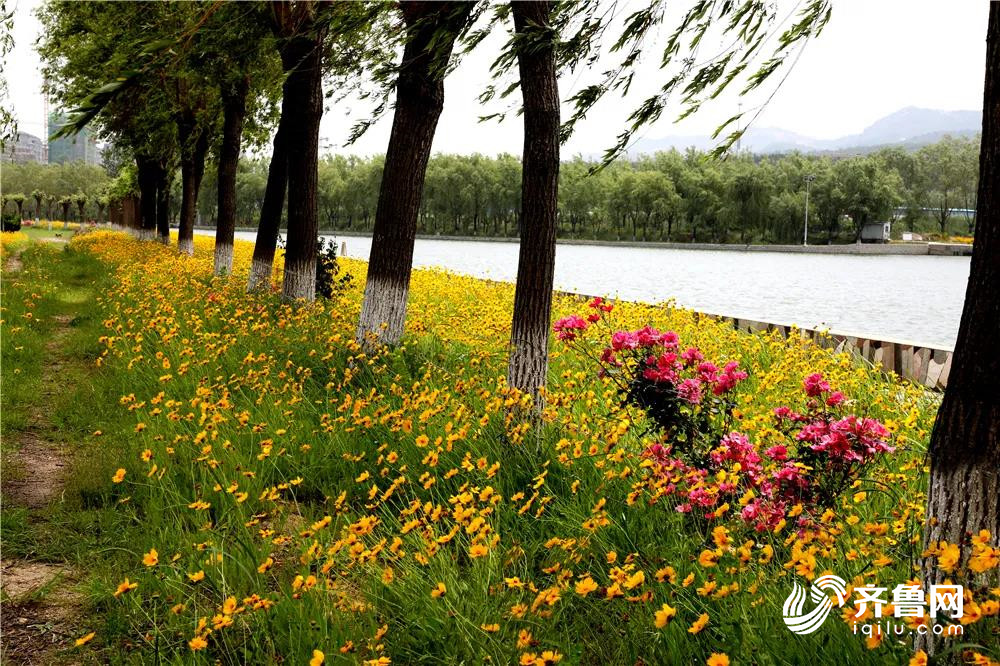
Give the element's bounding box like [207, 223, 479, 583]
[6, 133, 976, 243]
[0, 161, 110, 219]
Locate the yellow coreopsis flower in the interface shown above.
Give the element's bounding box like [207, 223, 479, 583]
[688, 613, 709, 634]
[970, 547, 999, 573]
[698, 549, 720, 568]
[938, 541, 961, 572]
[654, 603, 677, 628]
[74, 631, 96, 647]
[309, 649, 325, 666]
[575, 577, 598, 596]
[431, 582, 446, 598]
[624, 570, 645, 590]
[222, 597, 238, 615]
[707, 654, 730, 666]
[113, 578, 138, 598]
[112, 468, 126, 483]
[142, 548, 158, 567]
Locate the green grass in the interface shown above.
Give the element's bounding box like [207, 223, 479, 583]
[1, 243, 134, 567]
[19, 225, 76, 241]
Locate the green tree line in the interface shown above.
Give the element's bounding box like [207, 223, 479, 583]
[3, 133, 978, 243]
[198, 134, 978, 243]
[0, 161, 110, 220]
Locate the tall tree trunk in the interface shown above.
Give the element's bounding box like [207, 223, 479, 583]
[917, 5, 1000, 657]
[215, 77, 250, 276]
[248, 110, 289, 292]
[178, 160, 198, 255]
[506, 0, 560, 402]
[136, 155, 159, 241]
[356, 1, 472, 346]
[155, 161, 170, 244]
[177, 119, 209, 256]
[280, 30, 325, 301]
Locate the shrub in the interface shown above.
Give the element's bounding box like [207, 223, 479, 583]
[315, 236, 352, 299]
[554, 298, 897, 530]
[2, 212, 22, 232]
[275, 235, 353, 298]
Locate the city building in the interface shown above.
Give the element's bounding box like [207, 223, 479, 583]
[2, 131, 46, 164]
[47, 112, 102, 165]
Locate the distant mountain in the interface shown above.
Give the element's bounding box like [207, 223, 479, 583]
[627, 107, 981, 156]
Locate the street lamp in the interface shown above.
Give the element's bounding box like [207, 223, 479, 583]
[804, 174, 816, 245]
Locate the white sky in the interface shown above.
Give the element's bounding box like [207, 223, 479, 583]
[4, 0, 989, 157]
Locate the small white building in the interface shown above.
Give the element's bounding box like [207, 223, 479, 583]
[861, 221, 891, 243]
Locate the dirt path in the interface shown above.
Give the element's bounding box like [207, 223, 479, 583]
[1, 258, 87, 665]
[5, 253, 24, 272]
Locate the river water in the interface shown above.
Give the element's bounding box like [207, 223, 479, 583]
[215, 231, 970, 349]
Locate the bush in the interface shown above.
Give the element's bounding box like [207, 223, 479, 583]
[315, 236, 352, 299]
[2, 212, 21, 232]
[554, 298, 897, 530]
[274, 235, 353, 298]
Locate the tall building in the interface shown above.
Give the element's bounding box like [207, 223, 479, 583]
[2, 132, 45, 164]
[48, 113, 102, 165]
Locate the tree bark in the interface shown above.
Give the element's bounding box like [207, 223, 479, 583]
[356, 1, 472, 347]
[155, 160, 170, 244]
[248, 115, 289, 293]
[136, 155, 159, 241]
[279, 28, 325, 301]
[215, 77, 250, 276]
[506, 0, 560, 402]
[267, 0, 331, 301]
[178, 160, 198, 255]
[177, 118, 209, 256]
[918, 4, 1000, 657]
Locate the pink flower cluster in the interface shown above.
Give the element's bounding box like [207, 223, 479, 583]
[554, 304, 749, 440]
[600, 326, 746, 405]
[555, 305, 896, 532]
[553, 315, 588, 341]
[552, 297, 614, 340]
[642, 372, 896, 531]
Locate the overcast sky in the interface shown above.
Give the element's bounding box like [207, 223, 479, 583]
[4, 0, 989, 157]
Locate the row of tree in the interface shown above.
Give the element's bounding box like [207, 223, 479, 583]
[31, 0, 1000, 622]
[192, 136, 977, 243]
[1, 162, 112, 221]
[2, 131, 978, 244]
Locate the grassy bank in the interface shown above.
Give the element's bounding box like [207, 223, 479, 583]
[1, 230, 996, 665]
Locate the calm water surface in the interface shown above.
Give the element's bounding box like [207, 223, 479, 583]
[216, 231, 970, 349]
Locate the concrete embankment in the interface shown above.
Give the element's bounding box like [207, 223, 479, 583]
[697, 312, 953, 390]
[191, 226, 971, 256]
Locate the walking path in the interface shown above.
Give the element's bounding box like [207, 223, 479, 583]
[1, 241, 89, 665]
